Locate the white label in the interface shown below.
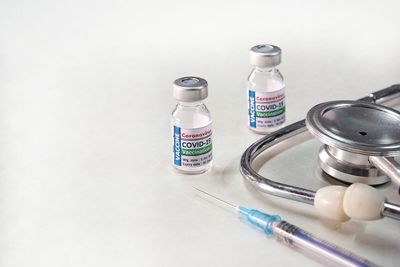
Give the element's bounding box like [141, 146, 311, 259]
[173, 124, 213, 170]
[247, 88, 285, 129]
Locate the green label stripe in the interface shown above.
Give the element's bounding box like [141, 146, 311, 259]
[182, 144, 212, 156]
[256, 107, 285, 118]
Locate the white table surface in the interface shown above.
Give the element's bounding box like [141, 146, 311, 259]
[1, 0, 400, 266]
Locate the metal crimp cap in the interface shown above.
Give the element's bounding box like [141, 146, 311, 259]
[173, 76, 208, 102]
[249, 44, 282, 68]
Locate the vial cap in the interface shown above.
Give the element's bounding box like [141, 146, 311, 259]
[249, 44, 281, 68]
[173, 76, 208, 102]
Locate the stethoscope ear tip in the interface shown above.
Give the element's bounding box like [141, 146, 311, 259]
[315, 183, 386, 222]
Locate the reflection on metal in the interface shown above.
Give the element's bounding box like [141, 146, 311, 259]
[318, 145, 388, 185]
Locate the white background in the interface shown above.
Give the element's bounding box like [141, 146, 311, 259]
[1, 0, 400, 266]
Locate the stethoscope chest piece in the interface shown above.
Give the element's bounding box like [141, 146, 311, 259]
[306, 100, 400, 185]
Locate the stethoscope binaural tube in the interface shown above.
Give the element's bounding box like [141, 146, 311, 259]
[240, 84, 400, 222]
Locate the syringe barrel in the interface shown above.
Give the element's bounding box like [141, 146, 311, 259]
[272, 221, 379, 267]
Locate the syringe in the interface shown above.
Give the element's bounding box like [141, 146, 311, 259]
[194, 187, 379, 267]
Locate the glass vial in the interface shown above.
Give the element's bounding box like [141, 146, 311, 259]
[171, 77, 213, 174]
[247, 44, 285, 133]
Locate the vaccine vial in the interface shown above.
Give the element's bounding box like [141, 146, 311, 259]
[247, 44, 285, 133]
[171, 77, 213, 174]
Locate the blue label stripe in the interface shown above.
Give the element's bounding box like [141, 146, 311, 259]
[173, 126, 181, 166]
[249, 90, 256, 128]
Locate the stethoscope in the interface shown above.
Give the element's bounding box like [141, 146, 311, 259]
[240, 84, 400, 222]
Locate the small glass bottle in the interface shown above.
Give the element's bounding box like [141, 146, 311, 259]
[171, 77, 213, 174]
[247, 44, 285, 133]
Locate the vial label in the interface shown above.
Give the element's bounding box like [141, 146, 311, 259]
[173, 124, 213, 170]
[248, 88, 285, 129]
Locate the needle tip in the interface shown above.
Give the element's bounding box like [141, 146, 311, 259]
[193, 186, 238, 210]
